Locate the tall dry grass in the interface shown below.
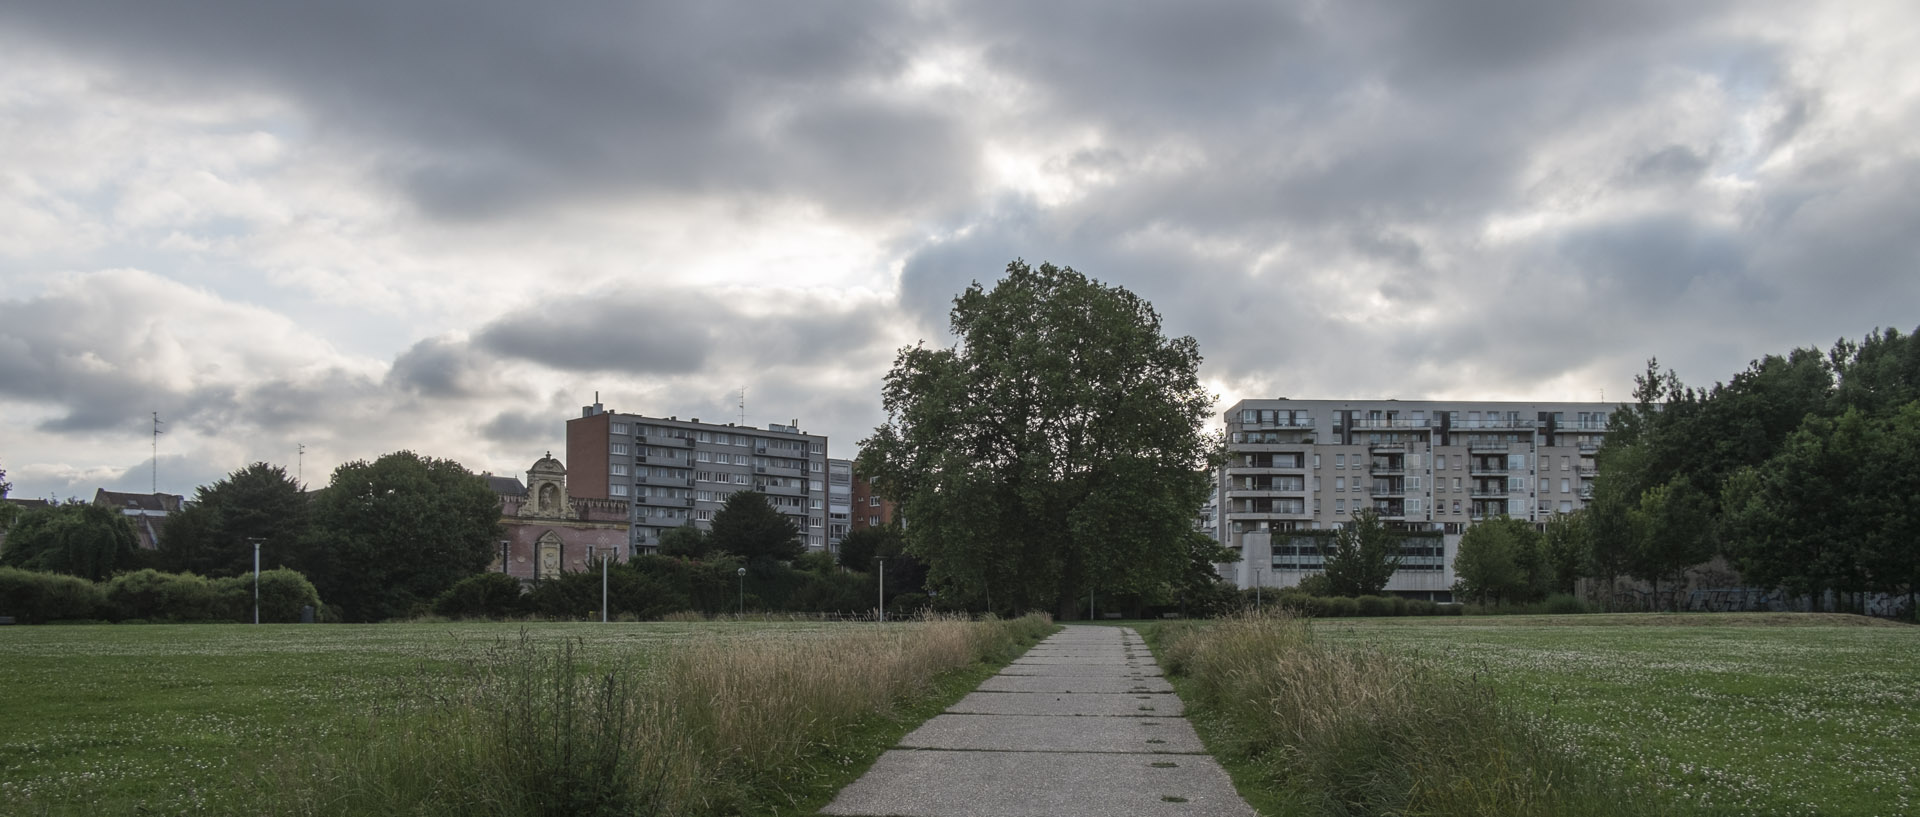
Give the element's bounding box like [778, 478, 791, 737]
[1154, 612, 1648, 817]
[243, 614, 1052, 817]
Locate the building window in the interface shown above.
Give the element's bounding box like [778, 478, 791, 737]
[1434, 455, 1446, 470]
[1561, 456, 1571, 471]
[1335, 454, 1345, 468]
[611, 464, 628, 476]
[1335, 477, 1345, 491]
[611, 443, 628, 455]
[1540, 478, 1550, 492]
[1335, 499, 1346, 513]
[611, 423, 628, 435]
[869, 496, 880, 507]
[1452, 477, 1462, 491]
[696, 451, 711, 462]
[698, 431, 710, 442]
[696, 510, 712, 520]
[733, 475, 749, 484]
[1312, 454, 1321, 468]
[610, 484, 629, 497]
[1560, 478, 1571, 493]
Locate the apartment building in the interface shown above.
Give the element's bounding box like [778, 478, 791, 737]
[566, 402, 830, 554]
[1218, 398, 1614, 600]
[850, 471, 897, 532]
[826, 458, 853, 554]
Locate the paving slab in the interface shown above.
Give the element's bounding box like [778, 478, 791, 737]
[999, 663, 1165, 677]
[900, 713, 1207, 753]
[947, 691, 1185, 717]
[821, 749, 1254, 817]
[976, 674, 1174, 694]
[1011, 655, 1148, 665]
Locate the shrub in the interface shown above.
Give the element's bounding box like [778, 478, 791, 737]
[1406, 599, 1437, 616]
[212, 569, 325, 623]
[433, 572, 527, 619]
[105, 569, 226, 622]
[1543, 593, 1592, 615]
[0, 566, 107, 623]
[1355, 595, 1394, 617]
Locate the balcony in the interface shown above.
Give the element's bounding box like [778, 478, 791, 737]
[1577, 466, 1598, 477]
[1470, 485, 1511, 498]
[1455, 418, 1536, 430]
[1369, 441, 1408, 452]
[1371, 484, 1405, 498]
[1579, 443, 1601, 454]
[1351, 418, 1428, 429]
[1239, 417, 1316, 430]
[1468, 464, 1508, 475]
[1369, 463, 1403, 475]
[1469, 441, 1511, 453]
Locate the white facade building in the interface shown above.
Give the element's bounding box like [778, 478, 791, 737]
[1218, 398, 1614, 601]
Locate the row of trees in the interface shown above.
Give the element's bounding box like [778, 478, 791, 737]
[0, 453, 502, 621]
[1581, 328, 1918, 610]
[1446, 328, 1920, 611]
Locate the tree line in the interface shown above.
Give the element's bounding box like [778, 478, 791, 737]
[1453, 327, 1919, 613]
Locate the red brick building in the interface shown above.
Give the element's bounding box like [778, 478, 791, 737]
[849, 472, 897, 532]
[488, 455, 630, 582]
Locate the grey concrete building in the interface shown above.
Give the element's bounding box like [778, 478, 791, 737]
[1219, 398, 1614, 600]
[566, 402, 830, 555]
[826, 458, 853, 555]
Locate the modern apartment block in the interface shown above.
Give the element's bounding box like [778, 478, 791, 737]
[1218, 398, 1614, 600]
[566, 402, 830, 554]
[826, 458, 853, 554]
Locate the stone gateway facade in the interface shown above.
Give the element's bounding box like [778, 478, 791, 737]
[489, 454, 630, 582]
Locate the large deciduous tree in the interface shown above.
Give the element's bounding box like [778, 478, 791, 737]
[298, 451, 501, 621]
[708, 491, 803, 564]
[1452, 516, 1541, 605]
[159, 462, 309, 577]
[1319, 508, 1403, 598]
[859, 261, 1216, 619]
[0, 502, 139, 582]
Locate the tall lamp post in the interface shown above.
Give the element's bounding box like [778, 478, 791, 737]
[601, 551, 609, 624]
[877, 557, 886, 623]
[249, 537, 263, 624]
[737, 566, 747, 616]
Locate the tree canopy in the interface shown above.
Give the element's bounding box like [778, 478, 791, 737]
[0, 502, 140, 582]
[1452, 516, 1541, 605]
[1581, 326, 1919, 613]
[859, 261, 1217, 619]
[1319, 508, 1403, 597]
[707, 491, 802, 563]
[296, 451, 501, 621]
[159, 462, 309, 577]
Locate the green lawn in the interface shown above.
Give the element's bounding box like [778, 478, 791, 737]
[1315, 614, 1920, 816]
[0, 620, 868, 815]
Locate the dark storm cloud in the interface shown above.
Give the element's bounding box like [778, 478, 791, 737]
[472, 288, 889, 375]
[1, 0, 975, 218]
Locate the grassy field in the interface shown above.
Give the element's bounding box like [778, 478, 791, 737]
[0, 619, 1042, 816]
[1314, 613, 1920, 816]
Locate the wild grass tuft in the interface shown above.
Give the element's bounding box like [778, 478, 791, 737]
[1152, 612, 1651, 817]
[241, 614, 1053, 817]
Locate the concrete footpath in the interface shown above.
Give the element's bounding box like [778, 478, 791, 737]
[821, 625, 1255, 817]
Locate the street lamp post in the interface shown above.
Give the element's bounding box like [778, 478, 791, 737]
[601, 552, 609, 624]
[878, 557, 885, 623]
[737, 566, 747, 616]
[249, 538, 263, 625]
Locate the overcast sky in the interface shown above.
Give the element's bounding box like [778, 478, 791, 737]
[3, 1, 1917, 500]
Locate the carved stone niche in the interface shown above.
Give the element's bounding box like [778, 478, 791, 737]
[522, 453, 575, 520]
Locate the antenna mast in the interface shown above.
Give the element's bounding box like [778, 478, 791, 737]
[297, 443, 306, 484]
[738, 387, 747, 426]
[151, 412, 164, 494]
